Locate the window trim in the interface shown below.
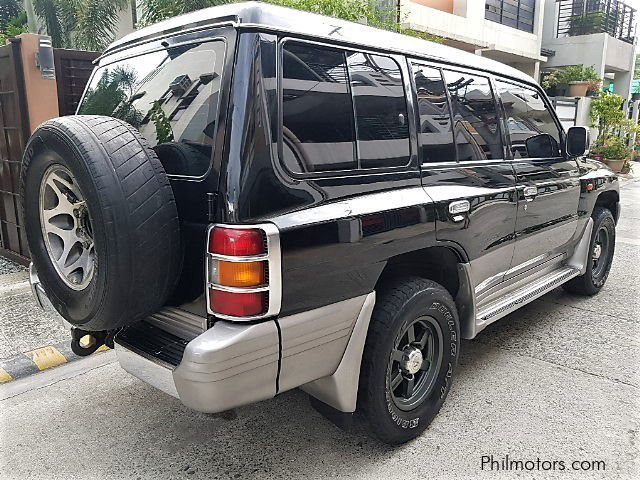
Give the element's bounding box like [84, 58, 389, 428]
[440, 67, 506, 163]
[408, 59, 459, 166]
[276, 36, 417, 179]
[493, 76, 566, 162]
[79, 35, 229, 182]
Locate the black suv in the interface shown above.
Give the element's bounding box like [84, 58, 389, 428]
[22, 2, 619, 445]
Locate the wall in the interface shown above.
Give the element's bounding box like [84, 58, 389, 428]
[402, 0, 544, 64]
[412, 0, 454, 13]
[16, 33, 59, 133]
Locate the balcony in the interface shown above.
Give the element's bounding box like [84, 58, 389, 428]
[556, 0, 636, 44]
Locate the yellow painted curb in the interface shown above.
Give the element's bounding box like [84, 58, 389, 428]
[24, 346, 68, 371]
[0, 367, 13, 383]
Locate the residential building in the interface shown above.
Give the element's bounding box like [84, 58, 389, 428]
[397, 0, 547, 80]
[541, 0, 637, 100]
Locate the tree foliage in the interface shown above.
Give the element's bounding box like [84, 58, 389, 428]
[140, 0, 228, 27]
[0, 0, 22, 29]
[0, 2, 26, 45]
[138, 0, 444, 42]
[33, 0, 129, 50]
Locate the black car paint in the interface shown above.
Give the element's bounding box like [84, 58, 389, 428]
[214, 29, 618, 319]
[84, 22, 619, 321]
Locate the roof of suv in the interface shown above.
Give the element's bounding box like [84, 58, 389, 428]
[106, 1, 534, 84]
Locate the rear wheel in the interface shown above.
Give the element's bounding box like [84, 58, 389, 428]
[359, 277, 460, 445]
[563, 207, 615, 296]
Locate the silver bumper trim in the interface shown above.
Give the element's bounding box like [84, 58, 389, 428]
[114, 294, 377, 414]
[115, 341, 179, 398]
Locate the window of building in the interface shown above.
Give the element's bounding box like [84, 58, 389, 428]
[281, 42, 356, 173]
[346, 52, 410, 168]
[485, 0, 536, 33]
[442, 70, 503, 161]
[79, 41, 226, 177]
[411, 63, 456, 163]
[495, 79, 562, 159]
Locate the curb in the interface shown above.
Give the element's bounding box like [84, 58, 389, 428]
[0, 342, 111, 384]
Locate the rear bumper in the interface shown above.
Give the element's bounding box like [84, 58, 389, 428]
[115, 318, 279, 413]
[114, 293, 373, 413]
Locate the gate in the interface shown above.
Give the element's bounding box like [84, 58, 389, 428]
[550, 97, 579, 130]
[0, 39, 31, 264]
[54, 49, 99, 116]
[0, 37, 98, 264]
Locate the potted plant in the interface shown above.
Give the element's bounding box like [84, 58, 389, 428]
[543, 65, 601, 97]
[591, 136, 630, 172]
[542, 71, 560, 96]
[586, 79, 602, 97]
[557, 65, 601, 97]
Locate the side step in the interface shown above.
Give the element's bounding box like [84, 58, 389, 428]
[474, 266, 580, 335]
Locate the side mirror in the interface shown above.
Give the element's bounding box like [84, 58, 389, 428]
[566, 126, 589, 157]
[525, 133, 558, 158]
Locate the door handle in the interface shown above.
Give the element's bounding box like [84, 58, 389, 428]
[449, 200, 470, 222]
[523, 185, 538, 201]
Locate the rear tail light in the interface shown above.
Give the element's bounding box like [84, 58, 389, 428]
[206, 224, 281, 320]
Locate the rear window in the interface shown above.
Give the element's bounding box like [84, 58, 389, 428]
[280, 41, 410, 174]
[79, 40, 226, 177]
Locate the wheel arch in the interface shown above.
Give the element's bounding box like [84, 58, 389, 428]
[375, 244, 467, 299]
[594, 189, 620, 224]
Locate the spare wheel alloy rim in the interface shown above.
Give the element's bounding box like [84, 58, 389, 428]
[39, 164, 96, 290]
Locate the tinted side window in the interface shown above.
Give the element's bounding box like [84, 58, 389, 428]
[281, 43, 356, 173]
[79, 41, 225, 177]
[495, 80, 562, 159]
[411, 63, 455, 163]
[346, 52, 410, 168]
[442, 70, 503, 161]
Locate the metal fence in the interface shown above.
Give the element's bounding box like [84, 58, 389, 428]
[556, 0, 636, 44]
[0, 39, 31, 264]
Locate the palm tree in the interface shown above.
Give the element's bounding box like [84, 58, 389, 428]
[32, 0, 129, 50]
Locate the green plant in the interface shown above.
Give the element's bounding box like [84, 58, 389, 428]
[33, 0, 129, 50]
[542, 65, 601, 92]
[0, 0, 21, 28]
[557, 64, 601, 84]
[591, 136, 631, 160]
[139, 0, 228, 27]
[589, 91, 638, 142]
[139, 0, 445, 42]
[0, 10, 27, 44]
[567, 11, 604, 36]
[542, 70, 560, 90]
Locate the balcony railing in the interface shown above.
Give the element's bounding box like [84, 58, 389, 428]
[556, 0, 636, 44]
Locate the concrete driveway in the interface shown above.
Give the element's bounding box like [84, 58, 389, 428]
[1, 177, 638, 480]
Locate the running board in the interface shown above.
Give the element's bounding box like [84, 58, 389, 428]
[474, 266, 580, 336]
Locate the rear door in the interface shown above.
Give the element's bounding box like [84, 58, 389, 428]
[494, 79, 581, 278]
[412, 62, 518, 298]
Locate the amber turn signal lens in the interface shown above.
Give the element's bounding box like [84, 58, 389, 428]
[213, 260, 266, 287]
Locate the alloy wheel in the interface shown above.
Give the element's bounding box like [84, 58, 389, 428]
[387, 316, 443, 411]
[39, 165, 96, 290]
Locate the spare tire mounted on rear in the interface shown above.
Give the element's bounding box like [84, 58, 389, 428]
[20, 115, 181, 331]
